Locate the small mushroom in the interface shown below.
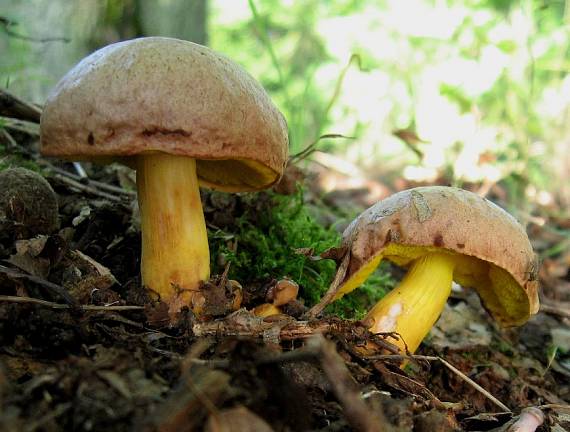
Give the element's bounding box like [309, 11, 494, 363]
[266, 278, 299, 306]
[254, 278, 300, 317]
[328, 186, 539, 353]
[40, 37, 288, 318]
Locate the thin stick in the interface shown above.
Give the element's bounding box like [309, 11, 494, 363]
[310, 334, 388, 432]
[1, 117, 40, 135]
[370, 354, 511, 412]
[540, 303, 570, 319]
[50, 173, 128, 203]
[0, 88, 42, 123]
[0, 295, 144, 312]
[38, 160, 136, 198]
[0, 128, 32, 156]
[0, 263, 77, 306]
[537, 403, 570, 411]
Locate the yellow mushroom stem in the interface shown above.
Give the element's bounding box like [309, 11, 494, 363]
[137, 153, 210, 315]
[364, 252, 456, 354]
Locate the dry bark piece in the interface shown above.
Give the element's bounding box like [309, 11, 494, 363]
[60, 250, 118, 303]
[0, 167, 59, 239]
[311, 186, 539, 354]
[40, 37, 288, 319]
[8, 236, 50, 278]
[204, 406, 274, 432]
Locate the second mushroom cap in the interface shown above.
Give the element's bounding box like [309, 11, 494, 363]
[334, 186, 539, 328]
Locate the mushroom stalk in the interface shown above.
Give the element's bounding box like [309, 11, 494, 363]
[365, 252, 455, 353]
[137, 153, 210, 314]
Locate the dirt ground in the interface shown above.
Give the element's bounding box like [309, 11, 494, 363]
[0, 90, 569, 431]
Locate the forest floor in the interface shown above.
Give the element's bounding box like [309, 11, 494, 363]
[0, 90, 569, 431]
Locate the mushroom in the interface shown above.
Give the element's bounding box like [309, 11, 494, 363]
[266, 278, 299, 306]
[40, 37, 288, 317]
[319, 186, 539, 353]
[254, 278, 300, 317]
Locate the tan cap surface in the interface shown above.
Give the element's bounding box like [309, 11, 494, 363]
[40, 37, 289, 192]
[339, 186, 539, 326]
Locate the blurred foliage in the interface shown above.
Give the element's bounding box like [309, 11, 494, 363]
[3, 0, 570, 211]
[209, 0, 570, 211]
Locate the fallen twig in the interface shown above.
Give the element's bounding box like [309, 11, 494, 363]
[50, 173, 129, 203]
[1, 117, 40, 135]
[37, 160, 137, 198]
[309, 334, 388, 432]
[0, 295, 144, 312]
[537, 403, 570, 410]
[370, 354, 511, 412]
[0, 88, 42, 123]
[0, 263, 77, 306]
[540, 303, 570, 319]
[0, 128, 33, 156]
[193, 311, 343, 340]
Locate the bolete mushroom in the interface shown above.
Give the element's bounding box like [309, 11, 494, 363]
[40, 37, 288, 316]
[317, 186, 539, 354]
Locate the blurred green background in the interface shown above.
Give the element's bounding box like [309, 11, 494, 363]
[2, 0, 569, 216]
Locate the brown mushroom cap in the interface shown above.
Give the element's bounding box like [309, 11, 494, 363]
[338, 186, 539, 326]
[40, 37, 289, 192]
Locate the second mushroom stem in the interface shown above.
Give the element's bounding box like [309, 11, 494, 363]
[137, 153, 210, 315]
[365, 252, 456, 353]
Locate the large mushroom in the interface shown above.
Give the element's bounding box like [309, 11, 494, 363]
[313, 186, 539, 354]
[40, 37, 288, 317]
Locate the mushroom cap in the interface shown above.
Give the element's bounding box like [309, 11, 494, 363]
[40, 37, 289, 192]
[338, 186, 539, 326]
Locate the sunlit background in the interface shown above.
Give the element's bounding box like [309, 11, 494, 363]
[2, 0, 569, 217]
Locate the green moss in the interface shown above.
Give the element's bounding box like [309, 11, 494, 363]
[209, 189, 338, 305]
[208, 188, 394, 318]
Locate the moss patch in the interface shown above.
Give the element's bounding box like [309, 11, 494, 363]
[208, 189, 394, 318]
